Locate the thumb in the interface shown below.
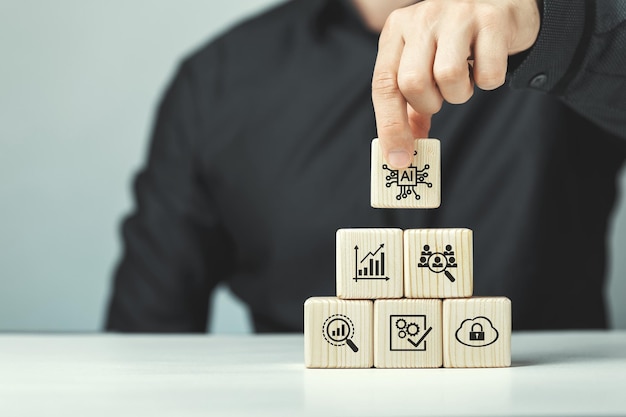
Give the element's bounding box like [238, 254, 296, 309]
[407, 104, 432, 139]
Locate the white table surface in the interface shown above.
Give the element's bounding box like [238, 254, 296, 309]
[0, 332, 625, 417]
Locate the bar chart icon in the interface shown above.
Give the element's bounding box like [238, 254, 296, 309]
[354, 244, 390, 281]
[331, 324, 346, 338]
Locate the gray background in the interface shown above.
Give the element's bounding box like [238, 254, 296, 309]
[1, 1, 624, 333]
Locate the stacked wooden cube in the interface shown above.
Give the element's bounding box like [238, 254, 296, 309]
[304, 139, 511, 369]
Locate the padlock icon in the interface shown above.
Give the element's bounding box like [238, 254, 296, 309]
[469, 323, 485, 341]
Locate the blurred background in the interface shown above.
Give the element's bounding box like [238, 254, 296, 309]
[1, 0, 625, 333]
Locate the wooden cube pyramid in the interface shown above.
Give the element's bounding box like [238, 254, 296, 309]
[304, 138, 511, 369]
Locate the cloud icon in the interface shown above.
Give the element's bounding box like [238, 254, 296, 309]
[455, 316, 499, 347]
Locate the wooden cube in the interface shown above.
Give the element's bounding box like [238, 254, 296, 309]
[374, 299, 442, 368]
[336, 228, 403, 299]
[304, 297, 373, 368]
[370, 138, 441, 208]
[443, 297, 511, 368]
[404, 228, 473, 298]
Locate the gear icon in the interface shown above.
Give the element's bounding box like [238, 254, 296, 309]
[395, 318, 407, 330]
[390, 315, 430, 351]
[406, 323, 420, 336]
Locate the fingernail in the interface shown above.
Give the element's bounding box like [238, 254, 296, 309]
[387, 150, 411, 169]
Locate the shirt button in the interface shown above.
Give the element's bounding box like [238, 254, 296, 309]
[529, 73, 548, 88]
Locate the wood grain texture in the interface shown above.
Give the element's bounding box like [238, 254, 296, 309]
[374, 299, 442, 368]
[443, 297, 511, 368]
[336, 228, 403, 299]
[304, 297, 373, 368]
[371, 138, 441, 208]
[404, 229, 473, 298]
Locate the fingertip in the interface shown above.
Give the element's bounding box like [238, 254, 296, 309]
[386, 148, 412, 169]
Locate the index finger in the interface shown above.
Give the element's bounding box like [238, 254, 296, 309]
[372, 24, 413, 169]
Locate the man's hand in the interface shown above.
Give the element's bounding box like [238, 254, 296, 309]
[372, 0, 541, 168]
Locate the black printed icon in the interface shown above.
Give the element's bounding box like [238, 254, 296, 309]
[323, 314, 359, 352]
[390, 315, 433, 351]
[383, 150, 432, 200]
[418, 244, 457, 282]
[455, 316, 499, 347]
[353, 244, 390, 281]
[469, 323, 485, 341]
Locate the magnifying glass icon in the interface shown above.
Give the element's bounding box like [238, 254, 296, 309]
[426, 253, 456, 282]
[323, 314, 359, 352]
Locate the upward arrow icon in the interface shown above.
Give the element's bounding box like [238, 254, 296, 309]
[360, 243, 385, 263]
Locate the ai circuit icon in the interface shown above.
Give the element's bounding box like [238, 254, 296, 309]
[383, 150, 432, 201]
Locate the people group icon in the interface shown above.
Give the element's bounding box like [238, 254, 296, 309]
[418, 244, 458, 282]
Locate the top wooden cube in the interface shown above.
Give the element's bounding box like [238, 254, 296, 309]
[370, 138, 441, 209]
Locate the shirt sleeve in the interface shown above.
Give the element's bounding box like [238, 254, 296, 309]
[508, 0, 626, 140]
[105, 58, 234, 332]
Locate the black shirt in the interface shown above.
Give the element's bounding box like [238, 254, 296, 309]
[106, 0, 626, 332]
